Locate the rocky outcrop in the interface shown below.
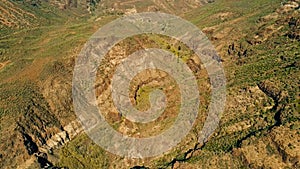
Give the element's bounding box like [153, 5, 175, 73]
[18, 120, 83, 169]
[41, 120, 83, 152]
[257, 80, 287, 104]
[227, 42, 249, 58]
[22, 133, 39, 155]
[287, 15, 300, 41]
[36, 120, 82, 168]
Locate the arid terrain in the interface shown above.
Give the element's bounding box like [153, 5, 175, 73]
[0, 0, 299, 168]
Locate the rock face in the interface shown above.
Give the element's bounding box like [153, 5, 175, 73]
[19, 120, 83, 169]
[0, 69, 80, 168]
[43, 120, 83, 152]
[258, 80, 286, 104]
[22, 133, 39, 155]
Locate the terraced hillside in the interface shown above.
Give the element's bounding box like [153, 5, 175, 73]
[0, 0, 299, 169]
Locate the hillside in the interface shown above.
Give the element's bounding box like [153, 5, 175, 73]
[96, 0, 211, 15]
[0, 0, 299, 169]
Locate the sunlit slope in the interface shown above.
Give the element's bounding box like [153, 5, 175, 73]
[0, 0, 299, 168]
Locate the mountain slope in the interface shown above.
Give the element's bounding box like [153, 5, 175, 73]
[0, 0, 299, 168]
